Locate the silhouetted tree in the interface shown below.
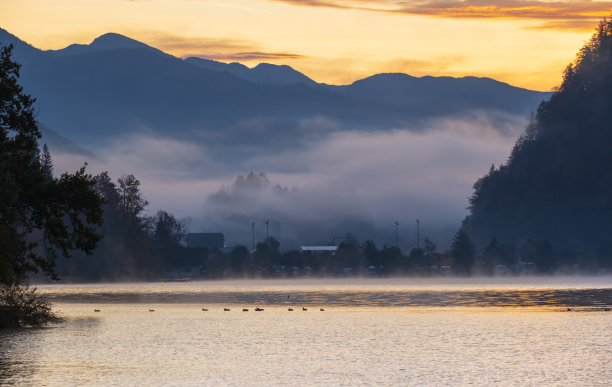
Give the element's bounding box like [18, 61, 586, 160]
[228, 245, 250, 275]
[0, 44, 103, 327]
[463, 17, 612, 269]
[361, 240, 379, 266]
[152, 210, 185, 250]
[378, 245, 402, 272]
[423, 238, 438, 267]
[520, 239, 556, 273]
[451, 229, 475, 274]
[40, 143, 53, 180]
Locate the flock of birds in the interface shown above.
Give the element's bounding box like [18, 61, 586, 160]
[93, 307, 326, 312]
[92, 307, 612, 313]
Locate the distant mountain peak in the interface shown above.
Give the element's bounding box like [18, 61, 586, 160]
[90, 33, 150, 50]
[48, 32, 168, 57]
[185, 57, 316, 86]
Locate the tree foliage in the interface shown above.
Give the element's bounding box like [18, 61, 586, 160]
[451, 229, 475, 274]
[463, 18, 612, 262]
[0, 44, 103, 286]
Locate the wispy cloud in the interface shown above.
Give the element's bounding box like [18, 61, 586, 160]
[198, 52, 306, 61]
[50, 112, 525, 249]
[136, 31, 255, 55]
[524, 19, 601, 31]
[268, 0, 612, 21]
[128, 30, 305, 61]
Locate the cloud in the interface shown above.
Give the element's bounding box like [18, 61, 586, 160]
[50, 112, 525, 250]
[126, 30, 306, 62]
[268, 0, 612, 23]
[197, 52, 306, 61]
[524, 19, 602, 31]
[199, 117, 519, 249]
[133, 31, 256, 56]
[380, 56, 467, 76]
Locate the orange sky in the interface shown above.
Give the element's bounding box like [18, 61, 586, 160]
[2, 0, 610, 90]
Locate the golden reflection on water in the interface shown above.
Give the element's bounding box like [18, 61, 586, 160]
[1, 277, 611, 386]
[2, 303, 612, 386]
[35, 277, 612, 308]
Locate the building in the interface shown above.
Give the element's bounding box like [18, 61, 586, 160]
[300, 246, 338, 253]
[186, 233, 225, 249]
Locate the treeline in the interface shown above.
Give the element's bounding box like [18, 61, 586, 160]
[53, 171, 189, 281]
[209, 229, 607, 278]
[51, 167, 611, 280]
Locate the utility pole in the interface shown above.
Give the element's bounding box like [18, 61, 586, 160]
[394, 221, 399, 247]
[265, 220, 269, 241]
[416, 219, 420, 249]
[251, 222, 255, 251]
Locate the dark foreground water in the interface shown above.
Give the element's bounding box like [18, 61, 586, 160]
[1, 277, 611, 386]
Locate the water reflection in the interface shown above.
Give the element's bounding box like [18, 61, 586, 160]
[36, 279, 612, 308]
[3, 279, 612, 386]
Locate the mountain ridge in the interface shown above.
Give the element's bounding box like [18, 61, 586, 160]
[0, 27, 550, 161]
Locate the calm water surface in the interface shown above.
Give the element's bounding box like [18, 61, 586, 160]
[1, 277, 612, 386]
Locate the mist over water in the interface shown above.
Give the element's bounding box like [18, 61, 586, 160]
[50, 113, 522, 249]
[38, 276, 612, 308]
[2, 278, 612, 386]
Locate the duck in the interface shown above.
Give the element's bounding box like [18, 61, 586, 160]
[320, 308, 325, 312]
[149, 309, 155, 312]
[566, 308, 572, 311]
[255, 307, 264, 311]
[302, 307, 308, 311]
[243, 308, 249, 312]
[202, 308, 208, 311]
[94, 309, 100, 312]
[224, 308, 230, 311]
[288, 308, 294, 311]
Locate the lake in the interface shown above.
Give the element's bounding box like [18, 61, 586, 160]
[1, 277, 611, 386]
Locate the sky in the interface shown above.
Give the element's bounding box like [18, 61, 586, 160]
[2, 0, 610, 91]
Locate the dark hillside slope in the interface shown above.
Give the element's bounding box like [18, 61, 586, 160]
[463, 19, 612, 254]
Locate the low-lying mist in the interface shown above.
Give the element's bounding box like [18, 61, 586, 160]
[51, 113, 523, 251]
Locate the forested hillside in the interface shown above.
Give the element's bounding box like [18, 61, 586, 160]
[463, 19, 612, 265]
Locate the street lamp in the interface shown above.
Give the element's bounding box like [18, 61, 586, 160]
[416, 219, 420, 249]
[394, 221, 399, 247]
[265, 220, 270, 241]
[251, 222, 255, 251]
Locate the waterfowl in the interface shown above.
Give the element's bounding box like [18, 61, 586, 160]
[255, 307, 264, 311]
[243, 308, 249, 312]
[567, 308, 572, 311]
[320, 308, 325, 311]
[302, 307, 308, 311]
[224, 308, 230, 311]
[149, 309, 155, 312]
[94, 309, 100, 312]
[288, 308, 293, 311]
[202, 308, 208, 311]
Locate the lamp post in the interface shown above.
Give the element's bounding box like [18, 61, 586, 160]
[416, 219, 420, 249]
[265, 220, 269, 241]
[251, 222, 255, 251]
[394, 221, 399, 247]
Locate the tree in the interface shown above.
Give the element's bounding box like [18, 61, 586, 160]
[520, 239, 556, 273]
[152, 210, 185, 250]
[40, 143, 53, 180]
[463, 18, 612, 263]
[0, 44, 103, 326]
[451, 229, 475, 274]
[117, 174, 149, 229]
[361, 240, 379, 266]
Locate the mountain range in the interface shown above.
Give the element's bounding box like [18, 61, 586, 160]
[0, 28, 549, 160]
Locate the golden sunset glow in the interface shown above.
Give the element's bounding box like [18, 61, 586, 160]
[2, 0, 610, 90]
